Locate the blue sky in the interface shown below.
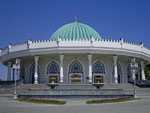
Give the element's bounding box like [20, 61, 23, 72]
[0, 0, 150, 80]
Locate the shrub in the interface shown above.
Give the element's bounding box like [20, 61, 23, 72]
[86, 98, 141, 104]
[17, 98, 66, 105]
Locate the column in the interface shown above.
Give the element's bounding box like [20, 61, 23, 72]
[131, 58, 136, 81]
[12, 69, 15, 80]
[138, 71, 141, 80]
[113, 56, 118, 84]
[88, 55, 92, 82]
[59, 55, 64, 82]
[7, 62, 12, 81]
[140, 61, 146, 80]
[16, 59, 21, 80]
[34, 56, 39, 84]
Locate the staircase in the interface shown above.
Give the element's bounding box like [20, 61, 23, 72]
[13, 83, 134, 99]
[102, 83, 138, 89]
[55, 83, 96, 90]
[1, 83, 150, 99]
[0, 84, 50, 94]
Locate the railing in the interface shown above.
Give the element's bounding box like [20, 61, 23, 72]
[0, 38, 150, 57]
[0, 79, 23, 88]
[129, 79, 150, 87]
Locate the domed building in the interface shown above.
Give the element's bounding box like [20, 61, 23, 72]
[0, 18, 150, 84]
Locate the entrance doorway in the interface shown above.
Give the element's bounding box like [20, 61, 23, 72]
[70, 74, 82, 83]
[47, 61, 59, 83]
[48, 75, 59, 83]
[93, 75, 104, 83]
[92, 61, 105, 83]
[68, 60, 83, 83]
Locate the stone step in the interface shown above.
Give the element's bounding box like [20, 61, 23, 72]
[102, 83, 138, 89]
[54, 83, 136, 90]
[0, 84, 50, 94]
[0, 83, 140, 95]
[28, 89, 123, 95]
[55, 83, 96, 90]
[18, 94, 134, 99]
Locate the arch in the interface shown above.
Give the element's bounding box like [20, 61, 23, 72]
[92, 60, 105, 74]
[112, 62, 122, 83]
[47, 61, 59, 74]
[68, 60, 84, 82]
[46, 60, 59, 83]
[92, 60, 105, 83]
[20, 64, 25, 83]
[69, 60, 83, 74]
[29, 63, 40, 84]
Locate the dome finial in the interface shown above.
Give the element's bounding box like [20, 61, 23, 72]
[74, 16, 77, 23]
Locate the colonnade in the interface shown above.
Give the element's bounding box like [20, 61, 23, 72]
[7, 55, 146, 84]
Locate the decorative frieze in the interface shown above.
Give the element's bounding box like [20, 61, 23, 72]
[0, 38, 150, 62]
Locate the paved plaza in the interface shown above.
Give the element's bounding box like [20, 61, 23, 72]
[0, 94, 150, 113]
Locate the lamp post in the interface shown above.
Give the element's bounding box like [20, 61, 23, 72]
[12, 60, 20, 99]
[131, 58, 138, 98]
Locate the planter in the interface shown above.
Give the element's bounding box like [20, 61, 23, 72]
[92, 83, 105, 89]
[46, 83, 59, 89]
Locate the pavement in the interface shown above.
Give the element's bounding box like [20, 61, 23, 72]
[0, 94, 150, 113]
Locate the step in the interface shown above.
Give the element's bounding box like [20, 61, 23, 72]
[55, 83, 96, 90]
[18, 94, 134, 99]
[0, 83, 137, 95]
[28, 89, 123, 95]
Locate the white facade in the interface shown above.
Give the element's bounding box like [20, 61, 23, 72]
[0, 38, 149, 84]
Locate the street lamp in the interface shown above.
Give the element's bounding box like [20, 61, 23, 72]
[12, 59, 20, 99]
[131, 58, 138, 98]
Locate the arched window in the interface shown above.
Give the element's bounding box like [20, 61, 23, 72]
[69, 60, 83, 74]
[47, 61, 59, 74]
[92, 61, 105, 74]
[20, 64, 25, 83]
[29, 63, 40, 84]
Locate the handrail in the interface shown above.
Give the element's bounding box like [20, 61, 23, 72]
[0, 79, 23, 88]
[129, 79, 150, 87]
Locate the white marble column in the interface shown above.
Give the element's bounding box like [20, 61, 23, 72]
[138, 71, 141, 80]
[59, 55, 64, 82]
[88, 55, 92, 82]
[113, 56, 118, 84]
[16, 59, 21, 80]
[140, 61, 146, 80]
[34, 56, 39, 84]
[7, 62, 12, 81]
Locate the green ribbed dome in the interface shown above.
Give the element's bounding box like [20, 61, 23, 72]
[50, 22, 102, 40]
